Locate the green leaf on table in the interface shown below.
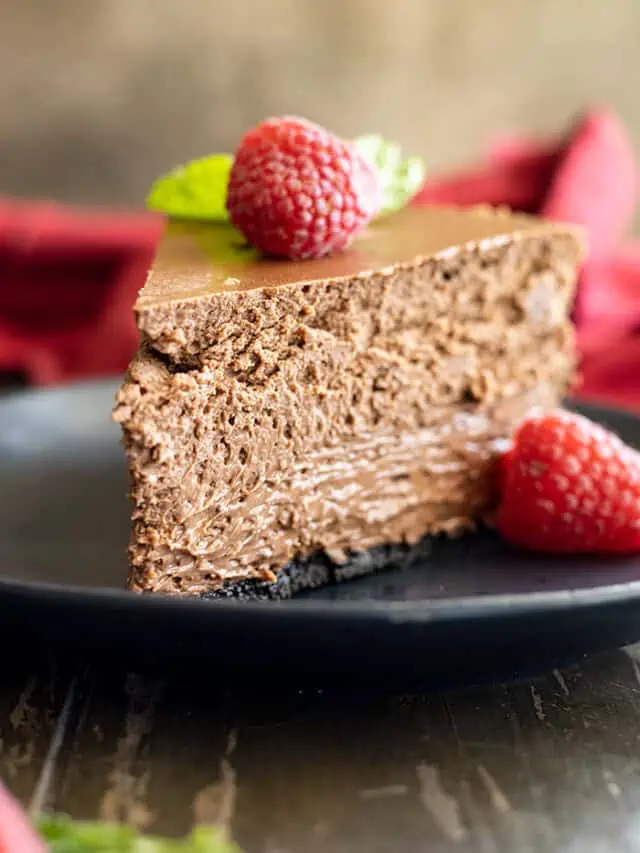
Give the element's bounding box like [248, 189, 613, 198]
[354, 133, 426, 216]
[146, 154, 233, 221]
[38, 815, 242, 852]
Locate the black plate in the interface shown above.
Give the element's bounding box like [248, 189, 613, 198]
[2, 380, 640, 688]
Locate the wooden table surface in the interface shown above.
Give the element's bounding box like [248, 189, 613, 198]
[3, 641, 640, 853]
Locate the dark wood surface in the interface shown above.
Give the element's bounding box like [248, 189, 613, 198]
[3, 643, 640, 852]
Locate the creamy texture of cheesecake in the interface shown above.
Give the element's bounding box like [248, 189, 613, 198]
[114, 205, 585, 597]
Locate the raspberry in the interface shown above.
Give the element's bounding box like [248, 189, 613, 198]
[496, 410, 640, 554]
[226, 116, 380, 260]
[0, 782, 47, 852]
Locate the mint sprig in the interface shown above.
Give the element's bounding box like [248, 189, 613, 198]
[38, 815, 241, 853]
[354, 134, 426, 216]
[146, 155, 232, 222]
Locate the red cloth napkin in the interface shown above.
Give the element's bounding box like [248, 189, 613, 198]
[1, 108, 638, 410]
[0, 200, 162, 384]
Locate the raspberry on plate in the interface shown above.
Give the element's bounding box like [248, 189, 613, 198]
[495, 410, 640, 554]
[226, 116, 381, 260]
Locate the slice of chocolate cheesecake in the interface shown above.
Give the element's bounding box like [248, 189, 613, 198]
[114, 204, 585, 598]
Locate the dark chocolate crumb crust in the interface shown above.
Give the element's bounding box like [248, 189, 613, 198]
[199, 538, 434, 601]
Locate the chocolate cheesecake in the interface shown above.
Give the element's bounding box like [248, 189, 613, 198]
[114, 204, 585, 598]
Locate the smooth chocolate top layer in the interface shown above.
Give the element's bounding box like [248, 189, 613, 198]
[137, 205, 582, 307]
[135, 205, 585, 366]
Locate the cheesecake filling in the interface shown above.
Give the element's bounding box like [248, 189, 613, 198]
[117, 205, 585, 597]
[128, 384, 555, 595]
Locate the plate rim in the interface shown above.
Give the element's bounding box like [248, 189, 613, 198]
[3, 572, 640, 625]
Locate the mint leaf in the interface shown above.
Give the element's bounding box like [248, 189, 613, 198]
[38, 815, 242, 853]
[146, 155, 232, 221]
[354, 134, 425, 216]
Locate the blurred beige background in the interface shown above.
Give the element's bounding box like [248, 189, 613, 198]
[1, 0, 638, 207]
